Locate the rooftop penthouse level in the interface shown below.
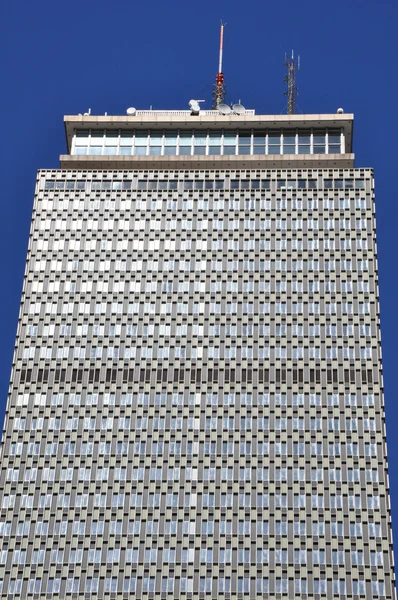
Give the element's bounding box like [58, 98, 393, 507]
[62, 111, 354, 170]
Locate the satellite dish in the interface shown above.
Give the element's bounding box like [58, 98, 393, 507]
[232, 103, 245, 115]
[127, 107, 137, 116]
[337, 107, 344, 114]
[218, 104, 232, 115]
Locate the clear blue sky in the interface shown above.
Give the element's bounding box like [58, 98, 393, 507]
[1, 0, 397, 532]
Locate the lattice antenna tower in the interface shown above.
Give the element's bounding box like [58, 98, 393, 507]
[212, 23, 226, 109]
[284, 50, 300, 115]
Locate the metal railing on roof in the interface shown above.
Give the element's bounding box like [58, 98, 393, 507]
[134, 109, 256, 117]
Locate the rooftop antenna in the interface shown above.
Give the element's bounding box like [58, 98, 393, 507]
[212, 22, 226, 109]
[284, 50, 300, 115]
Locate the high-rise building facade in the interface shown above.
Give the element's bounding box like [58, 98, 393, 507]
[0, 107, 395, 598]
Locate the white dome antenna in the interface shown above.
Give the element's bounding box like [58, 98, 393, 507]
[189, 99, 205, 115]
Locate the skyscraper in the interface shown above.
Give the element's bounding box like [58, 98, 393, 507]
[0, 105, 395, 598]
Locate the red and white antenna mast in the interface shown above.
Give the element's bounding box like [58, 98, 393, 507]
[212, 23, 226, 109]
